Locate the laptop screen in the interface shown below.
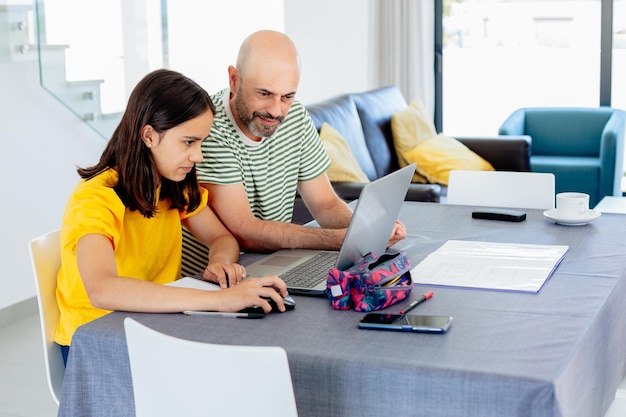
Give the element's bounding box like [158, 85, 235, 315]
[335, 163, 415, 270]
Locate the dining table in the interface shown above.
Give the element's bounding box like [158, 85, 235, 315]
[58, 202, 626, 417]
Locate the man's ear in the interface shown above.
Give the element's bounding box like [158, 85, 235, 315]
[228, 66, 239, 93]
[141, 125, 155, 148]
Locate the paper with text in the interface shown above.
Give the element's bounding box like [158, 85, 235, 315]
[411, 240, 569, 293]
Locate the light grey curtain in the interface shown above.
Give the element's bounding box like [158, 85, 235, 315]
[371, 0, 434, 115]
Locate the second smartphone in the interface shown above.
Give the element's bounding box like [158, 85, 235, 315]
[358, 313, 452, 333]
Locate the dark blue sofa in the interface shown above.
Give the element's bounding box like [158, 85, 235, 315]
[292, 86, 532, 224]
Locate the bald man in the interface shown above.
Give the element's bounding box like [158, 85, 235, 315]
[181, 31, 405, 276]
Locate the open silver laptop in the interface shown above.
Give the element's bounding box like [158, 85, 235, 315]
[245, 163, 416, 296]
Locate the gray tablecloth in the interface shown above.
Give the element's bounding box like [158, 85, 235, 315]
[58, 203, 626, 417]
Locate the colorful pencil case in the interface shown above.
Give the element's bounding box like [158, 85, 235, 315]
[326, 250, 413, 312]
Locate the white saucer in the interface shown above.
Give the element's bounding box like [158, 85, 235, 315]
[543, 209, 601, 226]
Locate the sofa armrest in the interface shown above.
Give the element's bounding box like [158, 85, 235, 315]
[291, 182, 441, 225]
[291, 197, 315, 225]
[456, 136, 531, 171]
[328, 182, 366, 201]
[599, 109, 626, 197]
[406, 183, 442, 203]
[332, 182, 441, 203]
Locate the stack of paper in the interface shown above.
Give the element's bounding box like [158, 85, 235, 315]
[410, 240, 569, 293]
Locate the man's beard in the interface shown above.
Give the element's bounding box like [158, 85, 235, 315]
[235, 93, 284, 137]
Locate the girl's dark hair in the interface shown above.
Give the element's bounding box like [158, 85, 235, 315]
[78, 69, 215, 218]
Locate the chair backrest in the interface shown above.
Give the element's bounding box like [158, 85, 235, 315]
[124, 318, 299, 417]
[447, 170, 555, 210]
[523, 108, 614, 156]
[28, 229, 64, 405]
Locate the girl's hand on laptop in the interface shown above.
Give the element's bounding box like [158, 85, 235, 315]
[387, 220, 407, 247]
[203, 262, 247, 288]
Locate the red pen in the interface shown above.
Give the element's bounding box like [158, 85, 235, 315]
[399, 291, 434, 315]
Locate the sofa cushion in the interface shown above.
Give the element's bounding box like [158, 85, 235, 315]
[403, 133, 494, 185]
[391, 98, 439, 183]
[306, 95, 378, 180]
[350, 86, 408, 178]
[392, 98, 438, 150]
[319, 123, 370, 183]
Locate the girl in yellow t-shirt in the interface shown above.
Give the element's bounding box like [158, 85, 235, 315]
[56, 69, 288, 362]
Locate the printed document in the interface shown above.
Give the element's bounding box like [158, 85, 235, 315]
[411, 240, 569, 293]
[166, 277, 220, 290]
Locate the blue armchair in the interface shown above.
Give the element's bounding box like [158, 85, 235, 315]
[499, 107, 626, 206]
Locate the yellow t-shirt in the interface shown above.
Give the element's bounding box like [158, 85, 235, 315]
[55, 169, 208, 346]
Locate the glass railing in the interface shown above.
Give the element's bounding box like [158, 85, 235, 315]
[33, 0, 285, 141]
[34, 0, 168, 140]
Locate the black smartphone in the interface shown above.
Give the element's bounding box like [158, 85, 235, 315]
[358, 313, 452, 333]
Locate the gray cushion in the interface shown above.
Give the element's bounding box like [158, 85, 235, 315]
[350, 86, 408, 177]
[307, 95, 378, 180]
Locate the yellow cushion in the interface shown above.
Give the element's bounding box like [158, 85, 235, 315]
[319, 123, 370, 183]
[403, 134, 494, 185]
[391, 99, 438, 183]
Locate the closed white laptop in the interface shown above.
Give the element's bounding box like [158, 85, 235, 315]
[245, 163, 416, 296]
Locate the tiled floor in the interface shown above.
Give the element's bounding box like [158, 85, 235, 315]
[0, 315, 57, 417]
[1, 313, 626, 417]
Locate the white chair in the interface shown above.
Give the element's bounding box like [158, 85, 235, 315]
[446, 170, 555, 210]
[123, 318, 299, 417]
[28, 229, 64, 406]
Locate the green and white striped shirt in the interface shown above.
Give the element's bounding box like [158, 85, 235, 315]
[181, 89, 330, 277]
[197, 88, 330, 222]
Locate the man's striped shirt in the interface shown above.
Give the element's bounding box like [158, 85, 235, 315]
[181, 88, 330, 277]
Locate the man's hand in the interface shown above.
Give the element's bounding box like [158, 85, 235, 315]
[388, 220, 407, 247]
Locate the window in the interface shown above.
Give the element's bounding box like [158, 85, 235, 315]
[612, 0, 626, 111]
[439, 0, 610, 137]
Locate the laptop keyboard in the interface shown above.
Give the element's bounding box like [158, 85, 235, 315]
[279, 252, 338, 287]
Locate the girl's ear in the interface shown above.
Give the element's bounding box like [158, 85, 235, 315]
[141, 125, 155, 148]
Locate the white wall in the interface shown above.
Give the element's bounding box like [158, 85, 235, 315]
[0, 60, 103, 310]
[165, 0, 372, 106]
[285, 0, 371, 104]
[166, 0, 285, 99]
[0, 0, 375, 311]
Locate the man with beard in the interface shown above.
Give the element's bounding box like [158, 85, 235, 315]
[181, 30, 405, 277]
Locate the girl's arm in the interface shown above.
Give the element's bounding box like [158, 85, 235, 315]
[77, 233, 288, 314]
[183, 205, 245, 288]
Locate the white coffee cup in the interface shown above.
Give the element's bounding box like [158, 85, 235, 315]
[555, 192, 589, 218]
